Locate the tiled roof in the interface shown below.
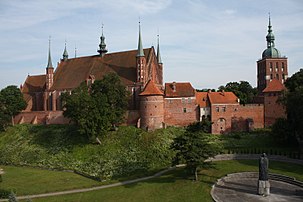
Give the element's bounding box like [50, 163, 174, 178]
[51, 48, 152, 91]
[164, 82, 195, 97]
[195, 92, 208, 107]
[263, 79, 286, 93]
[139, 80, 163, 96]
[22, 75, 45, 93]
[207, 91, 239, 104]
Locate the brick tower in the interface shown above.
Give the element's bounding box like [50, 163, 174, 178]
[139, 80, 164, 131]
[257, 15, 288, 94]
[136, 22, 147, 84]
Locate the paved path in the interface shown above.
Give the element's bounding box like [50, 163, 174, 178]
[211, 172, 303, 202]
[0, 154, 302, 201]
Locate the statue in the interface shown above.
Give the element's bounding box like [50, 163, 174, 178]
[258, 153, 270, 196]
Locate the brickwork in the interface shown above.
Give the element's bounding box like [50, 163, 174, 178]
[211, 104, 264, 134]
[257, 58, 288, 94]
[164, 97, 198, 126]
[264, 92, 286, 127]
[140, 95, 164, 130]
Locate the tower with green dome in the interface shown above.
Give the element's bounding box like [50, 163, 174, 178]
[257, 15, 288, 93]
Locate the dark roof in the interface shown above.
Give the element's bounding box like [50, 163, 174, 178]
[140, 80, 163, 96]
[263, 79, 286, 92]
[164, 82, 195, 97]
[22, 75, 45, 93]
[51, 48, 153, 91]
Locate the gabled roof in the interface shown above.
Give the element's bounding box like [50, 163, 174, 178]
[51, 48, 152, 91]
[207, 91, 239, 104]
[139, 80, 163, 96]
[164, 82, 195, 97]
[263, 79, 286, 93]
[195, 92, 208, 107]
[22, 75, 45, 93]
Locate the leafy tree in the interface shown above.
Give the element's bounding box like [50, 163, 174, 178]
[219, 81, 257, 104]
[186, 120, 212, 133]
[172, 130, 222, 181]
[0, 86, 26, 131]
[62, 73, 128, 141]
[284, 69, 303, 141]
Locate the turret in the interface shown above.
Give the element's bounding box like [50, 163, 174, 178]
[46, 37, 54, 90]
[157, 34, 163, 85]
[97, 24, 108, 57]
[62, 41, 68, 61]
[139, 80, 164, 131]
[136, 21, 146, 84]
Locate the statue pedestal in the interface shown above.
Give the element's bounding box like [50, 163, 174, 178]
[258, 180, 270, 196]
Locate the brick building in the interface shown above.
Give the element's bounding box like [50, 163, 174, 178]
[256, 15, 288, 126]
[15, 16, 287, 133]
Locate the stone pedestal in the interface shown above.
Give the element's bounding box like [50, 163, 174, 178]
[258, 180, 270, 196]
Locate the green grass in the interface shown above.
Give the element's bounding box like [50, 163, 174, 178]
[3, 160, 297, 202]
[0, 165, 102, 195]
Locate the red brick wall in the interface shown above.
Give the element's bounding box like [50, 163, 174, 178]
[264, 93, 286, 127]
[140, 95, 164, 130]
[211, 104, 264, 134]
[164, 97, 199, 126]
[257, 58, 288, 93]
[14, 111, 70, 125]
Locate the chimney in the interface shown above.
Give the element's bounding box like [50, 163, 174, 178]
[172, 82, 176, 92]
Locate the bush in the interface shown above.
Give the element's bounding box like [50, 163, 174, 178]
[0, 189, 10, 199]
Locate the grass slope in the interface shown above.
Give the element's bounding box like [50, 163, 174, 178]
[29, 160, 303, 202]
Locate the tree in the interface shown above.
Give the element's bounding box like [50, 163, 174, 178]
[219, 81, 257, 104]
[62, 73, 128, 141]
[284, 69, 303, 141]
[171, 130, 222, 181]
[0, 86, 26, 131]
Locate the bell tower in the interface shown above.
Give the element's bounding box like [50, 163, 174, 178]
[136, 21, 146, 84]
[257, 14, 288, 94]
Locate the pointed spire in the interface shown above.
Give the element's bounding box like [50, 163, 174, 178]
[62, 40, 68, 61]
[47, 36, 53, 68]
[266, 12, 275, 48]
[98, 23, 108, 57]
[137, 20, 144, 57]
[157, 34, 163, 64]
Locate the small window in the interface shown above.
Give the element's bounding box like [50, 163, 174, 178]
[181, 98, 185, 103]
[270, 74, 273, 79]
[188, 98, 191, 103]
[276, 74, 279, 79]
[183, 108, 187, 113]
[270, 67, 272, 72]
[222, 107, 226, 112]
[275, 67, 278, 72]
[269, 62, 272, 68]
[216, 107, 219, 112]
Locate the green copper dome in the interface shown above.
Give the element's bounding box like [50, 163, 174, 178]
[262, 47, 281, 58]
[262, 15, 281, 59]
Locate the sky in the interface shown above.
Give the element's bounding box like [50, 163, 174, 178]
[0, 0, 302, 90]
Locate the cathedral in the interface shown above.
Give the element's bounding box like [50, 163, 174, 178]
[15, 17, 287, 134]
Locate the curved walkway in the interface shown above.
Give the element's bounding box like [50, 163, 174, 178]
[0, 154, 302, 201]
[211, 172, 303, 202]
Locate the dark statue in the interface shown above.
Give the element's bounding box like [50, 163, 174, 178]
[259, 153, 268, 180]
[258, 153, 270, 196]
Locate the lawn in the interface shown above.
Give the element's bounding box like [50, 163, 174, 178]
[1, 160, 300, 202]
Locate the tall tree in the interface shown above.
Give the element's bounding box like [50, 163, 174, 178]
[62, 73, 128, 141]
[284, 69, 303, 141]
[172, 130, 222, 181]
[219, 81, 257, 104]
[0, 85, 26, 130]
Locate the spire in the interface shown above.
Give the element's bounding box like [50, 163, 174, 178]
[157, 34, 162, 64]
[266, 13, 275, 48]
[47, 36, 53, 68]
[98, 23, 108, 57]
[137, 21, 144, 57]
[62, 40, 68, 61]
